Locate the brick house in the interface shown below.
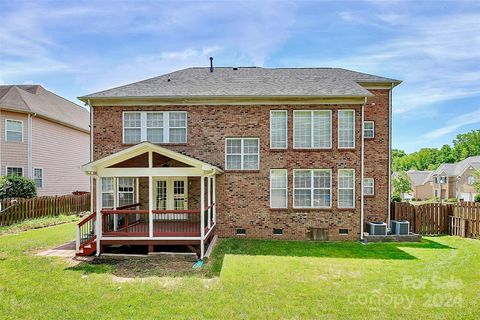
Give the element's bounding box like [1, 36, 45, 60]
[0, 85, 90, 196]
[75, 66, 400, 258]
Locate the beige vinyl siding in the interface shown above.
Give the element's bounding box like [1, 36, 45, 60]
[0, 110, 28, 176]
[32, 116, 90, 196]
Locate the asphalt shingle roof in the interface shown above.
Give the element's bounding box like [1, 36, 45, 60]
[80, 67, 401, 100]
[0, 85, 89, 132]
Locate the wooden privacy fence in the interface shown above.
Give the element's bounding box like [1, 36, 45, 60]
[0, 193, 90, 226]
[391, 201, 480, 239]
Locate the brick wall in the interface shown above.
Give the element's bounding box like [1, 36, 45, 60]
[363, 89, 390, 223]
[93, 92, 390, 240]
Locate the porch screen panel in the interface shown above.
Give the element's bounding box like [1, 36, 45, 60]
[118, 177, 135, 207]
[147, 112, 163, 143]
[123, 112, 141, 144]
[101, 177, 114, 208]
[169, 112, 187, 143]
[338, 110, 355, 148]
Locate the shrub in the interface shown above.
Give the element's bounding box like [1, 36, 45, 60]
[0, 175, 37, 199]
[475, 194, 480, 203]
[391, 193, 402, 202]
[446, 198, 458, 203]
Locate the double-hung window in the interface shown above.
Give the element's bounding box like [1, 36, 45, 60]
[270, 111, 288, 149]
[363, 178, 374, 196]
[364, 121, 374, 139]
[338, 110, 355, 148]
[33, 168, 43, 188]
[5, 119, 23, 142]
[338, 169, 355, 208]
[293, 169, 331, 208]
[270, 169, 287, 208]
[225, 138, 259, 170]
[101, 177, 114, 208]
[118, 177, 135, 207]
[123, 111, 187, 144]
[6, 167, 23, 177]
[293, 111, 331, 149]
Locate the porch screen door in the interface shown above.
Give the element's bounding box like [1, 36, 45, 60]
[154, 178, 187, 220]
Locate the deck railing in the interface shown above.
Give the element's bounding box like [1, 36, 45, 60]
[76, 211, 96, 252]
[100, 204, 215, 238]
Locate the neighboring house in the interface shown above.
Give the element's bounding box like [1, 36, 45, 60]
[430, 156, 480, 201]
[0, 85, 90, 196]
[406, 170, 434, 200]
[76, 66, 400, 257]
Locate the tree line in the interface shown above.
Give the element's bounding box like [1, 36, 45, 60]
[393, 130, 480, 172]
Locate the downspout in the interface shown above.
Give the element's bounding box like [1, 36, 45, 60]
[387, 83, 393, 227]
[360, 98, 366, 240]
[88, 99, 94, 214]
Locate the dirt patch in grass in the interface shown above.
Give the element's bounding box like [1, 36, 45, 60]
[70, 255, 214, 279]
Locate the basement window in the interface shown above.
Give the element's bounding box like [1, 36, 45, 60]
[339, 229, 349, 235]
[236, 228, 246, 235]
[273, 228, 283, 235]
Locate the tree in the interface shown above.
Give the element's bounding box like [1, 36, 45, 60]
[392, 171, 412, 200]
[0, 175, 37, 199]
[392, 130, 480, 172]
[474, 169, 480, 194]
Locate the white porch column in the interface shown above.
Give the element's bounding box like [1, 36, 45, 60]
[200, 175, 205, 259]
[95, 177, 102, 256]
[208, 176, 212, 228]
[149, 175, 154, 238]
[113, 177, 118, 231]
[212, 175, 216, 223]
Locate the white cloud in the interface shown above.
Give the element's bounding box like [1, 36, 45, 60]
[422, 108, 480, 139]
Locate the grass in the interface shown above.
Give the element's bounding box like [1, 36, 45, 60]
[0, 214, 79, 235]
[0, 223, 479, 319]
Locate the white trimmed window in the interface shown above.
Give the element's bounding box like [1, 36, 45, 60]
[270, 169, 287, 208]
[101, 177, 114, 208]
[293, 169, 331, 208]
[467, 176, 474, 185]
[146, 112, 163, 143]
[338, 110, 355, 148]
[225, 138, 259, 170]
[118, 177, 135, 207]
[364, 121, 374, 139]
[270, 111, 287, 149]
[123, 111, 187, 144]
[364, 178, 374, 196]
[338, 169, 355, 208]
[6, 167, 23, 177]
[33, 168, 43, 188]
[293, 111, 331, 149]
[5, 119, 23, 142]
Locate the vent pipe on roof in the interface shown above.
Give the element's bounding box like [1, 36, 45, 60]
[209, 57, 213, 72]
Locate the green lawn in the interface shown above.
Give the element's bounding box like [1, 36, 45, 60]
[0, 223, 479, 319]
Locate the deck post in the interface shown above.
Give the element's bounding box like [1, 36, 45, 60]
[113, 177, 118, 231]
[208, 176, 212, 228]
[200, 175, 205, 259]
[149, 175, 154, 238]
[212, 175, 216, 223]
[95, 177, 102, 256]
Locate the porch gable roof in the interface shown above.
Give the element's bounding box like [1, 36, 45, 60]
[81, 142, 223, 174]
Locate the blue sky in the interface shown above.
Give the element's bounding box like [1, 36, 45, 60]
[1, 0, 479, 153]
